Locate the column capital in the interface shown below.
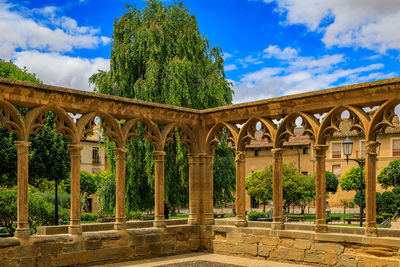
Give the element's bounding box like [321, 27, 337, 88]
[235, 150, 245, 162]
[314, 145, 328, 157]
[14, 140, 31, 148]
[67, 144, 83, 153]
[366, 141, 379, 156]
[271, 148, 284, 155]
[152, 150, 166, 158]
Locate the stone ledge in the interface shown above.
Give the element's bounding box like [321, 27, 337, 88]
[0, 238, 19, 247]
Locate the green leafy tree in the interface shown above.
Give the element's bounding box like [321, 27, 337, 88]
[89, 0, 233, 213]
[28, 111, 70, 225]
[377, 159, 400, 188]
[340, 166, 365, 191]
[95, 170, 116, 215]
[245, 168, 272, 212]
[213, 136, 236, 209]
[0, 61, 40, 187]
[326, 171, 339, 194]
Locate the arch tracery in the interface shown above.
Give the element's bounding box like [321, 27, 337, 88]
[0, 99, 26, 140]
[237, 117, 276, 151]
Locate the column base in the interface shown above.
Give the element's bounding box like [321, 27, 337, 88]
[365, 226, 377, 236]
[188, 218, 199, 225]
[153, 219, 166, 228]
[68, 225, 82, 235]
[315, 224, 328, 233]
[14, 228, 30, 239]
[271, 221, 285, 230]
[114, 222, 127, 230]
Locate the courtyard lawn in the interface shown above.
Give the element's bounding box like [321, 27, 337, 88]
[287, 213, 359, 221]
[169, 214, 189, 219]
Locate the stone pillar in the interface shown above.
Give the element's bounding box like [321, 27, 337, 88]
[68, 144, 83, 235]
[153, 150, 166, 227]
[271, 148, 284, 230]
[200, 153, 214, 226]
[188, 153, 200, 225]
[365, 141, 378, 236]
[14, 141, 31, 239]
[235, 151, 247, 227]
[314, 145, 328, 233]
[114, 147, 128, 230]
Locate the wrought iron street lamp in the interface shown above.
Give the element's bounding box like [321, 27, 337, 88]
[342, 137, 381, 227]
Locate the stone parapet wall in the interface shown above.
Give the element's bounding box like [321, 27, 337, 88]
[0, 225, 199, 266]
[211, 225, 400, 266]
[37, 219, 189, 235]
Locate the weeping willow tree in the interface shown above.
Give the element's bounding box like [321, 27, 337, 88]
[90, 0, 234, 214]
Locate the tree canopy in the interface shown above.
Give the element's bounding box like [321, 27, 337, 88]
[340, 166, 365, 192]
[326, 171, 339, 194]
[377, 159, 400, 188]
[90, 0, 234, 213]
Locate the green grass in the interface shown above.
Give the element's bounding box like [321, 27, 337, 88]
[169, 214, 189, 219]
[288, 213, 359, 221]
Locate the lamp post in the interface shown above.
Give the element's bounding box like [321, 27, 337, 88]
[342, 137, 381, 227]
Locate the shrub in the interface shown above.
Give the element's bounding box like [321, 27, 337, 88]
[376, 216, 384, 224]
[126, 211, 141, 220]
[80, 213, 99, 222]
[247, 211, 268, 221]
[349, 201, 355, 208]
[382, 213, 393, 220]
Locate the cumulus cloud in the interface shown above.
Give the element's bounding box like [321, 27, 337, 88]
[224, 64, 237, 71]
[268, 0, 400, 53]
[0, 1, 110, 60]
[13, 51, 109, 91]
[232, 44, 396, 103]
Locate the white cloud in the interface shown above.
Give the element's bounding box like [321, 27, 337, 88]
[0, 1, 110, 60]
[263, 45, 298, 60]
[224, 64, 237, 71]
[269, 0, 400, 53]
[13, 51, 109, 91]
[232, 44, 395, 103]
[223, 52, 233, 60]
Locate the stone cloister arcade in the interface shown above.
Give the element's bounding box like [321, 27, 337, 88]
[1, 77, 400, 266]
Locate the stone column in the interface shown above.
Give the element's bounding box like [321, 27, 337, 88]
[114, 147, 128, 230]
[188, 153, 200, 225]
[68, 144, 83, 235]
[14, 141, 31, 239]
[235, 151, 247, 226]
[365, 141, 378, 236]
[314, 145, 328, 233]
[200, 153, 214, 226]
[271, 148, 284, 230]
[153, 150, 166, 227]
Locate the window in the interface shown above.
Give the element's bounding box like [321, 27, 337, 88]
[331, 142, 341, 159]
[332, 165, 341, 179]
[92, 147, 100, 164]
[393, 139, 400, 156]
[92, 168, 101, 173]
[254, 150, 260, 157]
[301, 171, 309, 176]
[303, 147, 309, 155]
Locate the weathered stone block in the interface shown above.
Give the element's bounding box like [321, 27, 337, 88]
[315, 242, 344, 254]
[280, 247, 304, 261]
[237, 242, 257, 256]
[145, 234, 161, 244]
[324, 252, 337, 265]
[260, 236, 279, 246]
[269, 247, 280, 259]
[245, 235, 260, 244]
[304, 251, 324, 263]
[161, 241, 176, 255]
[129, 234, 145, 246]
[279, 238, 295, 248]
[85, 239, 102, 250]
[337, 255, 357, 267]
[257, 244, 271, 257]
[294, 239, 311, 250]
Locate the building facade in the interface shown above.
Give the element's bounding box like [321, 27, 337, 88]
[245, 118, 400, 208]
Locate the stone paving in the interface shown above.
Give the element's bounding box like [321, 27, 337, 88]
[94, 253, 313, 267]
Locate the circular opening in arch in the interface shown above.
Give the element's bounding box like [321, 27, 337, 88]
[341, 110, 350, 119]
[256, 121, 262, 131]
[295, 116, 303, 127]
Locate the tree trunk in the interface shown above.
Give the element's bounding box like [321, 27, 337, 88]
[55, 179, 59, 225]
[263, 202, 266, 212]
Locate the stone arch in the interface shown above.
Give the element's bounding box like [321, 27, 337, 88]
[237, 117, 276, 151]
[0, 98, 26, 140]
[204, 122, 238, 154]
[274, 112, 319, 148]
[122, 117, 162, 150]
[76, 112, 124, 147]
[366, 98, 400, 141]
[316, 105, 370, 145]
[24, 104, 78, 143]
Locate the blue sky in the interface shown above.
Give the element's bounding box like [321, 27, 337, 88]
[1, 0, 399, 104]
